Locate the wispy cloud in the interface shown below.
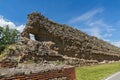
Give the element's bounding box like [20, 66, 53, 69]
[87, 20, 115, 32]
[0, 15, 25, 32]
[86, 19, 115, 38]
[69, 8, 103, 23]
[17, 25, 25, 32]
[111, 41, 120, 47]
[68, 8, 115, 39]
[82, 27, 102, 38]
[0, 15, 36, 40]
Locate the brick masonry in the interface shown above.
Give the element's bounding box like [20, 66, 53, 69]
[0, 61, 17, 68]
[0, 66, 76, 80]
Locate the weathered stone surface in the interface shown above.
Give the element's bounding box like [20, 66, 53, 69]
[1, 12, 120, 67]
[0, 65, 75, 80]
[21, 12, 120, 63]
[0, 37, 64, 66]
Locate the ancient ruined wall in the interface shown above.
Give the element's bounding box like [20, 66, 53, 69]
[0, 61, 17, 68]
[21, 12, 120, 62]
[0, 66, 76, 80]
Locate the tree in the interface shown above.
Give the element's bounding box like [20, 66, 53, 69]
[0, 25, 20, 45]
[0, 26, 3, 45]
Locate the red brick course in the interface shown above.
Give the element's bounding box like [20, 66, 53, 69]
[0, 66, 76, 80]
[0, 61, 17, 68]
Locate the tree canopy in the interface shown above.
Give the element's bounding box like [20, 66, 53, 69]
[0, 25, 20, 46]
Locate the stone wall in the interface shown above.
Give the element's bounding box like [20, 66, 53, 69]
[0, 59, 17, 68]
[21, 12, 120, 63]
[0, 66, 76, 80]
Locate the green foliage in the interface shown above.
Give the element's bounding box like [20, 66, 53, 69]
[54, 60, 64, 65]
[0, 26, 3, 43]
[0, 25, 20, 53]
[0, 25, 19, 45]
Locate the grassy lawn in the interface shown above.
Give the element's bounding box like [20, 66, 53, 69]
[76, 62, 120, 80]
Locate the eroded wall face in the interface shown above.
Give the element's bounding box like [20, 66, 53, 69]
[21, 12, 120, 62]
[0, 66, 76, 80]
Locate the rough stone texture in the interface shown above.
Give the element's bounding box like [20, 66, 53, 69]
[21, 12, 120, 62]
[0, 65, 75, 80]
[0, 59, 17, 68]
[1, 37, 64, 64]
[1, 12, 120, 67]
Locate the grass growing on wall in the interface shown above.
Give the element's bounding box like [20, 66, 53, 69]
[76, 62, 120, 80]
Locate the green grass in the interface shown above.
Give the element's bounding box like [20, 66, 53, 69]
[76, 62, 120, 80]
[0, 52, 7, 61]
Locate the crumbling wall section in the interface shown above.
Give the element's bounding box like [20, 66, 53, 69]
[21, 12, 120, 62]
[0, 66, 76, 80]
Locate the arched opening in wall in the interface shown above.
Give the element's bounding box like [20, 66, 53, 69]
[30, 34, 35, 40]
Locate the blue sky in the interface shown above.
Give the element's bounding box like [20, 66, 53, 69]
[0, 0, 120, 47]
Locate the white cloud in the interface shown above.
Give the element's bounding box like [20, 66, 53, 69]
[111, 41, 120, 47]
[30, 34, 35, 40]
[82, 27, 102, 38]
[87, 20, 115, 32]
[69, 8, 103, 23]
[0, 15, 25, 32]
[103, 33, 112, 37]
[68, 8, 115, 39]
[86, 19, 115, 38]
[17, 25, 25, 32]
[0, 15, 36, 40]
